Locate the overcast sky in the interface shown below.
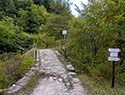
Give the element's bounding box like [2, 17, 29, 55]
[70, 0, 88, 17]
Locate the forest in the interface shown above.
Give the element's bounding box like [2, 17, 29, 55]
[0, 0, 124, 94]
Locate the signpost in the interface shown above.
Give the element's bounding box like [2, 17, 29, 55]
[62, 30, 67, 35]
[62, 30, 67, 59]
[107, 48, 121, 88]
[107, 48, 121, 53]
[107, 57, 120, 61]
[110, 53, 118, 57]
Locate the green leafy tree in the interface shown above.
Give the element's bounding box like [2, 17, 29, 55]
[0, 16, 33, 53]
[33, 0, 51, 12]
[18, 4, 49, 33]
[67, 0, 125, 83]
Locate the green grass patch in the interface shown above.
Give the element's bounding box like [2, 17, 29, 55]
[79, 74, 125, 95]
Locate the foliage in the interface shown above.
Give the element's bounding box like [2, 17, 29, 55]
[18, 4, 49, 33]
[0, 0, 72, 93]
[0, 52, 34, 90]
[18, 54, 34, 77]
[1, 0, 124, 94]
[79, 74, 125, 95]
[0, 17, 33, 53]
[66, 0, 125, 87]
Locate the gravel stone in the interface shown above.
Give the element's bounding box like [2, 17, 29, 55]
[68, 72, 76, 76]
[31, 67, 39, 71]
[72, 78, 80, 83]
[66, 64, 75, 71]
[26, 70, 35, 77]
[58, 78, 63, 82]
[16, 76, 30, 86]
[55, 50, 61, 56]
[34, 62, 40, 67]
[6, 85, 21, 94]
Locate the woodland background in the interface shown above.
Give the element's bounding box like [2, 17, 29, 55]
[0, 0, 124, 94]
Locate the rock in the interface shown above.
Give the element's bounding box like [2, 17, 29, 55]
[66, 62, 71, 65]
[58, 78, 63, 82]
[53, 77, 57, 80]
[6, 85, 21, 94]
[16, 76, 30, 86]
[48, 77, 53, 82]
[65, 82, 70, 86]
[26, 70, 35, 77]
[31, 67, 39, 71]
[12, 84, 16, 86]
[55, 50, 61, 56]
[36, 58, 39, 62]
[60, 56, 65, 60]
[62, 74, 68, 80]
[65, 82, 71, 89]
[34, 62, 40, 67]
[66, 64, 75, 71]
[72, 78, 80, 83]
[68, 72, 76, 76]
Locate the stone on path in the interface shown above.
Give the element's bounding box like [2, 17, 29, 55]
[66, 64, 75, 71]
[6, 85, 21, 94]
[31, 49, 86, 95]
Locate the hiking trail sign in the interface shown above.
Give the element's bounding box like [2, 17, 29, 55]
[107, 48, 121, 61]
[107, 48, 121, 88]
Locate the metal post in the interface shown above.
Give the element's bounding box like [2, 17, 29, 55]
[62, 30, 67, 59]
[64, 35, 66, 59]
[111, 61, 115, 88]
[35, 48, 37, 61]
[35, 27, 39, 61]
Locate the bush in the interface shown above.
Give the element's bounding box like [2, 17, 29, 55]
[0, 52, 34, 90]
[0, 72, 8, 89]
[18, 54, 34, 77]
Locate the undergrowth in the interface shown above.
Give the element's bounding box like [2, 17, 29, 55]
[79, 74, 125, 95]
[0, 52, 34, 93]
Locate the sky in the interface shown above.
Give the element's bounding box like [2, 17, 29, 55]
[70, 0, 88, 17]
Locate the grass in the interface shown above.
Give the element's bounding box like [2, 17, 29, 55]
[1, 49, 42, 95]
[78, 74, 125, 95]
[3, 72, 45, 95]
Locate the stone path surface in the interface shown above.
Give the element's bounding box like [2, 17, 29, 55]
[31, 49, 86, 95]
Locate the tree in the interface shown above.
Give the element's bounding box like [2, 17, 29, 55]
[50, 0, 71, 15]
[18, 4, 49, 33]
[66, 0, 125, 82]
[33, 0, 51, 12]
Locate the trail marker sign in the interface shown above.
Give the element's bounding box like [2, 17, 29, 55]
[107, 48, 121, 53]
[110, 53, 118, 57]
[62, 30, 67, 35]
[107, 57, 120, 61]
[62, 30, 67, 59]
[107, 48, 121, 61]
[107, 48, 121, 88]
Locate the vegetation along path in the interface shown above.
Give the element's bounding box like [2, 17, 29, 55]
[31, 49, 86, 95]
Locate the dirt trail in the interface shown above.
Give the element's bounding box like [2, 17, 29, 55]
[31, 49, 86, 95]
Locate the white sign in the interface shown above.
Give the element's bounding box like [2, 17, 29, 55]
[107, 57, 120, 61]
[62, 30, 67, 35]
[108, 48, 121, 53]
[110, 53, 118, 57]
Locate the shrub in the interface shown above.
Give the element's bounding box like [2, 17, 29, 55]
[18, 54, 34, 77]
[0, 52, 34, 90]
[0, 72, 8, 89]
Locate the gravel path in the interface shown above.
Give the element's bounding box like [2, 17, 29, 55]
[31, 49, 86, 95]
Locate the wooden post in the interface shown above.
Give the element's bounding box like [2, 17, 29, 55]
[111, 61, 115, 88]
